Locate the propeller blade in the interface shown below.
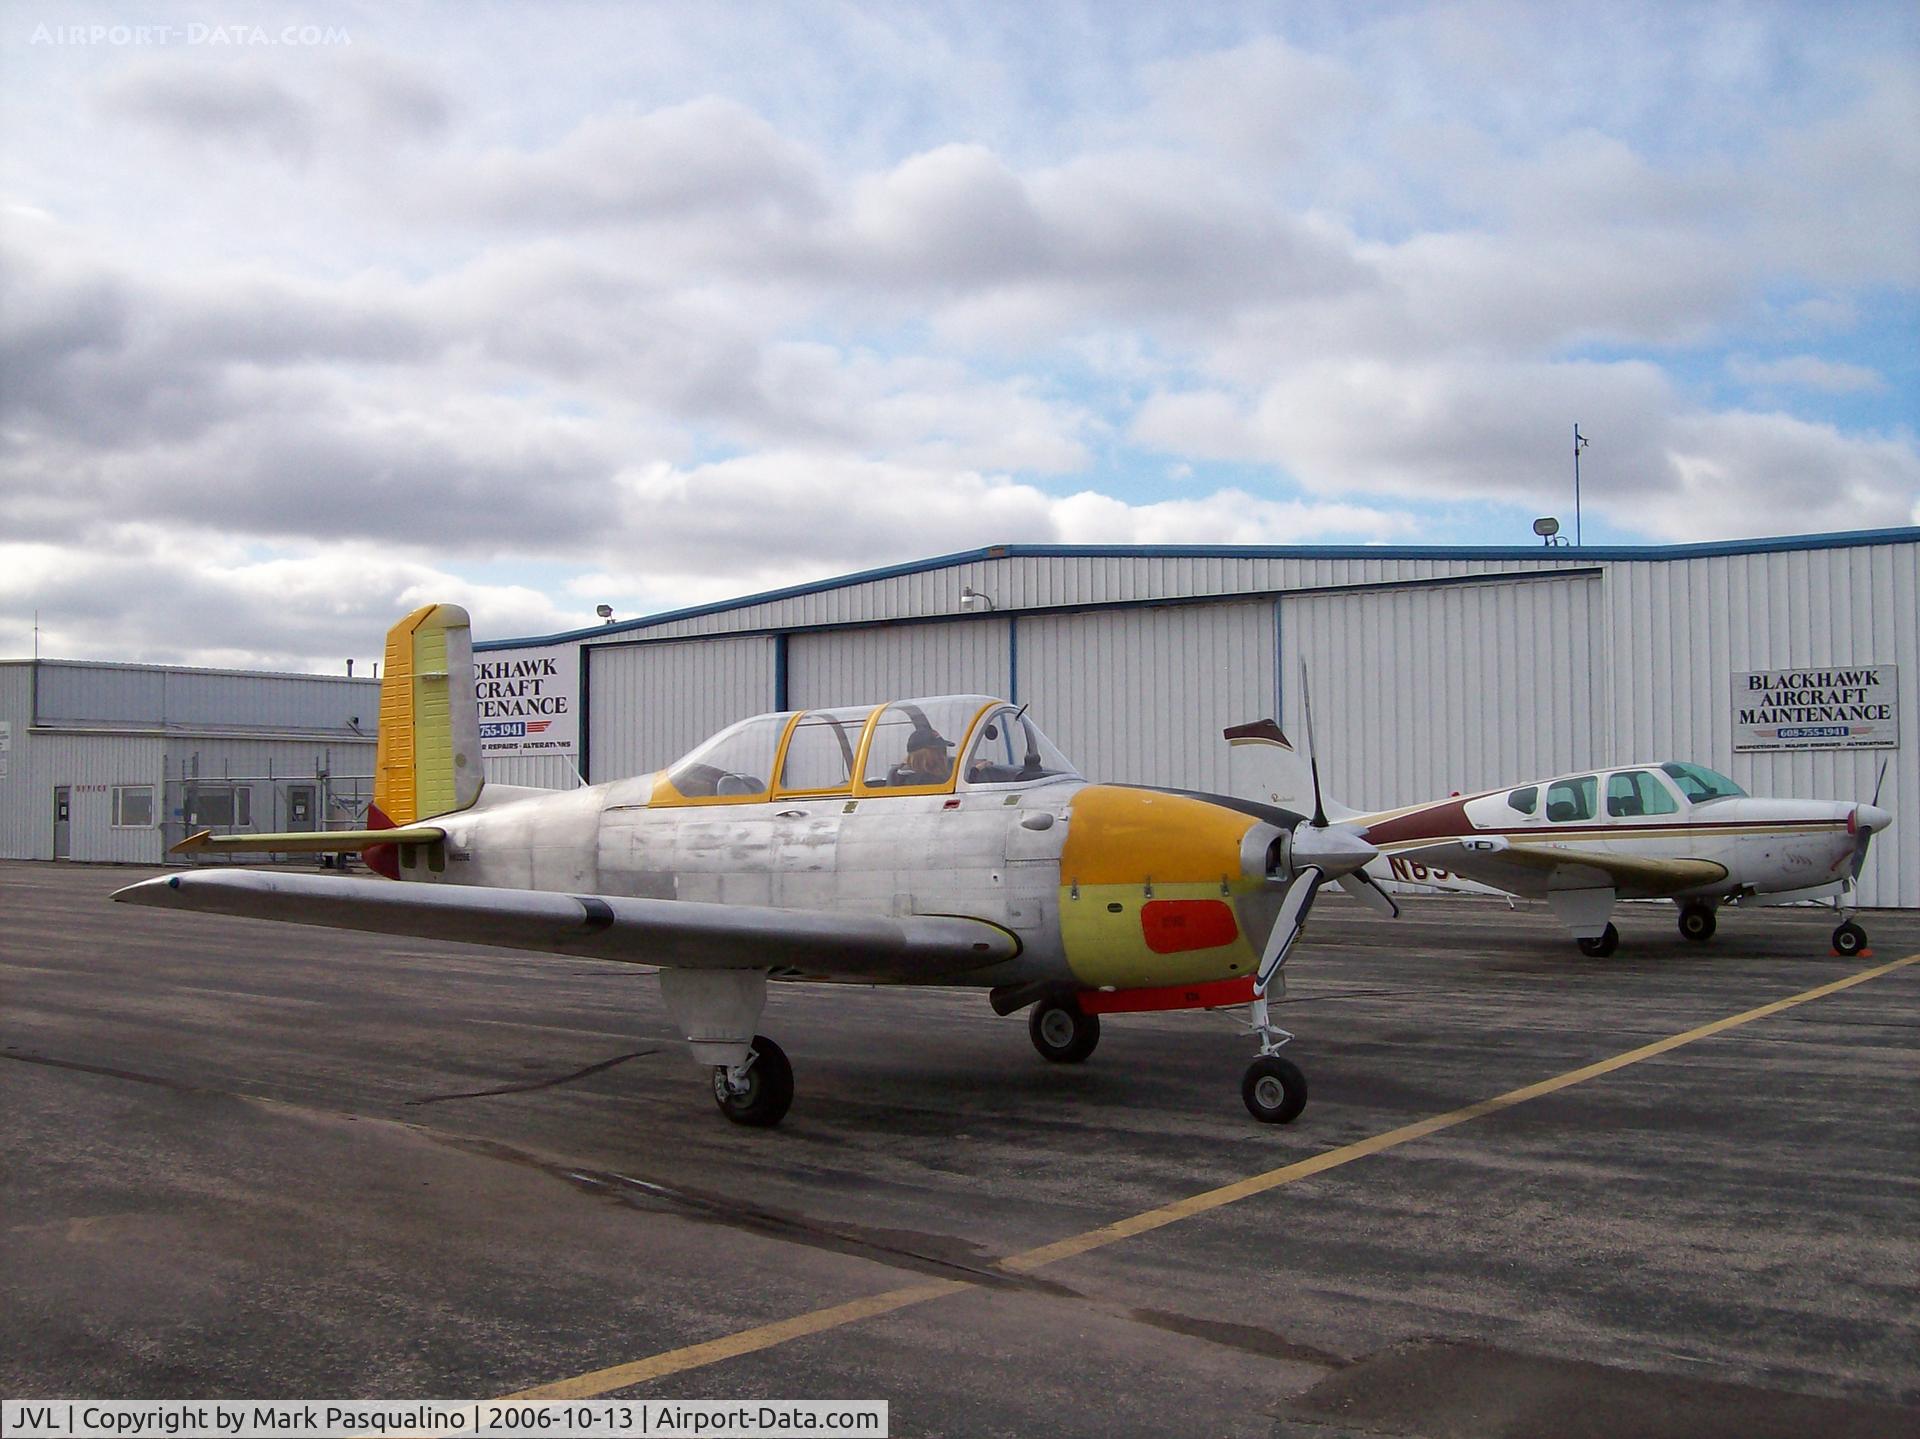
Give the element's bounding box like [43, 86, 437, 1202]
[1257, 867, 1324, 992]
[1338, 871, 1399, 917]
[1871, 756, 1889, 808]
[1299, 661, 1328, 829]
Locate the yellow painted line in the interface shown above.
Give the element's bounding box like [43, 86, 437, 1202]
[503, 951, 1920, 1397]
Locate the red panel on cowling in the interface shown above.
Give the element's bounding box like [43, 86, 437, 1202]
[1139, 898, 1240, 953]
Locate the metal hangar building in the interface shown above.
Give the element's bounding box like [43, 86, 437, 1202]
[475, 526, 1918, 910]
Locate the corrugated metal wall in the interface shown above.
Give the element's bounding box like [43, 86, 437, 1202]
[587, 636, 777, 781]
[1281, 575, 1604, 812]
[1602, 542, 1917, 907]
[34, 661, 373, 733]
[787, 619, 1011, 709]
[1016, 601, 1277, 791]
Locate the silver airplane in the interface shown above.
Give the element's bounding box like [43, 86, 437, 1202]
[1226, 720, 1894, 957]
[116, 604, 1387, 1127]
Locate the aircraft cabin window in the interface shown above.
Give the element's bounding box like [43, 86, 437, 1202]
[962, 707, 1080, 786]
[1544, 775, 1597, 823]
[778, 710, 863, 792]
[1507, 786, 1539, 815]
[862, 698, 985, 790]
[1607, 769, 1680, 818]
[661, 712, 793, 801]
[1660, 761, 1747, 802]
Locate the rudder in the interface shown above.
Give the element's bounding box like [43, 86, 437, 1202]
[374, 603, 484, 825]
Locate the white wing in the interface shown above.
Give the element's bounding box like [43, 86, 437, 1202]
[114, 870, 1019, 981]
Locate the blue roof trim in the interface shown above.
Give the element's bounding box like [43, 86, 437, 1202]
[475, 527, 1920, 650]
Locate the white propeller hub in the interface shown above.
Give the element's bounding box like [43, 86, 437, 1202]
[1288, 823, 1377, 879]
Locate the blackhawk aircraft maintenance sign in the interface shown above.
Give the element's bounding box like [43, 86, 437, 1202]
[1733, 666, 1899, 752]
[474, 646, 578, 759]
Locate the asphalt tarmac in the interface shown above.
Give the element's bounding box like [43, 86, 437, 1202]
[3, 859, 1917, 1437]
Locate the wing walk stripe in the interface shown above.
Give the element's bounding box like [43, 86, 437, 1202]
[497, 950, 1920, 1399]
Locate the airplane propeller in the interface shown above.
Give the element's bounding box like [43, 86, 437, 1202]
[1255, 667, 1393, 993]
[1848, 757, 1892, 883]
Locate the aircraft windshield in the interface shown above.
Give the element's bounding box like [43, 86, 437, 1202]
[1660, 761, 1746, 802]
[961, 705, 1080, 786]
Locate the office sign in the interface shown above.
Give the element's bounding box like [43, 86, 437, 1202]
[1734, 666, 1898, 751]
[475, 646, 578, 758]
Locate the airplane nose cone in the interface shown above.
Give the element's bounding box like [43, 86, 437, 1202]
[1856, 803, 1893, 835]
[1289, 823, 1377, 879]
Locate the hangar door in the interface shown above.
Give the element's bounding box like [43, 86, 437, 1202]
[1016, 601, 1278, 791]
[587, 636, 777, 782]
[1280, 574, 1603, 812]
[787, 619, 1011, 710]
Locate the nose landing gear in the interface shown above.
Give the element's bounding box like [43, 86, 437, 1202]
[1240, 990, 1308, 1124]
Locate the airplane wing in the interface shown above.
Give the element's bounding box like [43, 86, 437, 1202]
[170, 827, 447, 855]
[113, 870, 1019, 981]
[1388, 837, 1729, 897]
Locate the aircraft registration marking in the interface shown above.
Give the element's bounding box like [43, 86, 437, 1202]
[500, 951, 1920, 1399]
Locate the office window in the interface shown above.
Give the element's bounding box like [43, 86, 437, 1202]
[112, 786, 155, 828]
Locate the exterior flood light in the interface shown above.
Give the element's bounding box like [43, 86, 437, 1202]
[596, 604, 615, 624]
[1533, 517, 1566, 547]
[960, 586, 996, 611]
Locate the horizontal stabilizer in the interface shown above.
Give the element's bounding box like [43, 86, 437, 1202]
[169, 826, 447, 856]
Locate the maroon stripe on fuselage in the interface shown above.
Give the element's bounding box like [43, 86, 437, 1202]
[1362, 808, 1844, 845]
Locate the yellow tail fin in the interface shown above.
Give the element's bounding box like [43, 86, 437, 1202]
[374, 603, 484, 825]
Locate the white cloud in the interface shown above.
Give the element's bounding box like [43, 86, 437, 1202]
[1727, 354, 1888, 395]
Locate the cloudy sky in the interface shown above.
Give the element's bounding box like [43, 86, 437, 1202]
[3, 1, 1916, 670]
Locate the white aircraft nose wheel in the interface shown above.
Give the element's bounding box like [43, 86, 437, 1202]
[712, 1035, 794, 1127]
[1678, 904, 1717, 942]
[1029, 996, 1100, 1063]
[1242, 1055, 1308, 1124]
[1832, 921, 1868, 957]
[1577, 923, 1620, 958]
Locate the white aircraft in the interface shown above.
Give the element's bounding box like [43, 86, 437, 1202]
[116, 604, 1389, 1127]
[1226, 720, 1893, 958]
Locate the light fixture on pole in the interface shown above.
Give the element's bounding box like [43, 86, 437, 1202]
[1533, 516, 1565, 547]
[595, 604, 615, 625]
[1573, 425, 1590, 547]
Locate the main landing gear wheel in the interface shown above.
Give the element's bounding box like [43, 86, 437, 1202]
[712, 1034, 793, 1127]
[1577, 923, 1620, 958]
[1833, 921, 1868, 957]
[1029, 996, 1100, 1063]
[1678, 904, 1717, 942]
[1242, 1054, 1308, 1124]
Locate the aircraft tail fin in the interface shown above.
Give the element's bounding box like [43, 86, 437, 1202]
[373, 603, 484, 826]
[1224, 720, 1361, 822]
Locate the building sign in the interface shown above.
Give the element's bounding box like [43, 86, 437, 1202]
[1734, 666, 1899, 752]
[475, 646, 578, 759]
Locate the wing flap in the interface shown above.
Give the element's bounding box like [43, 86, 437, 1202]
[112, 870, 1019, 980]
[1389, 838, 1728, 897]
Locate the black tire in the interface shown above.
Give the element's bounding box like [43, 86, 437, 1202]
[712, 1035, 794, 1127]
[1577, 923, 1620, 958]
[1833, 922, 1868, 957]
[1678, 904, 1717, 942]
[1029, 996, 1100, 1063]
[1242, 1054, 1308, 1124]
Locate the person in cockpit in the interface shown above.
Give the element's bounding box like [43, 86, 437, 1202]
[891, 725, 954, 786]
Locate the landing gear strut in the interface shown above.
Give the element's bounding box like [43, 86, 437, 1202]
[712, 1034, 794, 1127]
[1029, 995, 1101, 1063]
[1239, 991, 1308, 1124]
[1832, 920, 1869, 957]
[1577, 923, 1620, 958]
[1678, 903, 1717, 942]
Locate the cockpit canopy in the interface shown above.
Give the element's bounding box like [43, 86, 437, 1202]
[655, 696, 1079, 805]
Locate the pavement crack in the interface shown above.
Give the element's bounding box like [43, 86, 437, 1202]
[431, 1131, 1053, 1294]
[0, 1048, 213, 1095]
[407, 1049, 659, 1105]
